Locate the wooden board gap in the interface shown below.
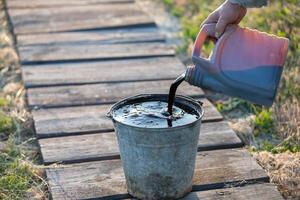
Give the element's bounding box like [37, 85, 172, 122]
[25, 78, 177, 89]
[21, 54, 175, 66]
[191, 177, 270, 192]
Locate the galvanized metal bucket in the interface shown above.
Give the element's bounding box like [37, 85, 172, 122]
[107, 94, 204, 200]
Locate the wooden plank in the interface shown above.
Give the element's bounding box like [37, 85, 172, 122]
[7, 0, 134, 9]
[27, 80, 204, 108]
[32, 99, 223, 138]
[17, 27, 163, 46]
[22, 57, 183, 87]
[19, 42, 175, 65]
[46, 149, 268, 199]
[123, 184, 284, 200]
[180, 184, 284, 200]
[40, 132, 119, 164]
[39, 121, 242, 164]
[8, 4, 155, 34]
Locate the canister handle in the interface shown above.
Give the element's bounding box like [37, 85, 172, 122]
[192, 23, 216, 73]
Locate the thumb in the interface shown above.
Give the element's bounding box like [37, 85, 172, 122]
[215, 18, 228, 38]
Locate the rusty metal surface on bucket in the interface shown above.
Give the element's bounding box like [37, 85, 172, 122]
[107, 94, 204, 200]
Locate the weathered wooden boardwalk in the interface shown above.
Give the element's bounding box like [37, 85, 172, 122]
[6, 1, 284, 199]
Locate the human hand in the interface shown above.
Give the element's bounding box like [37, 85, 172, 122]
[201, 0, 247, 38]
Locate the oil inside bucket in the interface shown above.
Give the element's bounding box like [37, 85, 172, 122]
[113, 101, 199, 128]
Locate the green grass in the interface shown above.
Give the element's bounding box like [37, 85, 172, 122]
[216, 98, 255, 113]
[0, 112, 15, 133]
[259, 139, 300, 153]
[0, 107, 44, 199]
[216, 98, 276, 137]
[0, 138, 38, 200]
[252, 109, 274, 136]
[0, 98, 8, 107]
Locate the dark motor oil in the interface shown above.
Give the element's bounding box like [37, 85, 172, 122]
[113, 101, 199, 128]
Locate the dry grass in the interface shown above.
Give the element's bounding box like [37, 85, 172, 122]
[274, 97, 300, 143]
[274, 66, 300, 144]
[0, 1, 48, 199]
[253, 152, 300, 199]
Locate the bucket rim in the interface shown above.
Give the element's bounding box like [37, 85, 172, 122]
[107, 94, 204, 130]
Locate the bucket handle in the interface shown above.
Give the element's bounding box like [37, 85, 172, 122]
[106, 109, 113, 119]
[197, 100, 203, 107]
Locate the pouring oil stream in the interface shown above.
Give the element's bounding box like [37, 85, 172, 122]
[167, 73, 186, 117]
